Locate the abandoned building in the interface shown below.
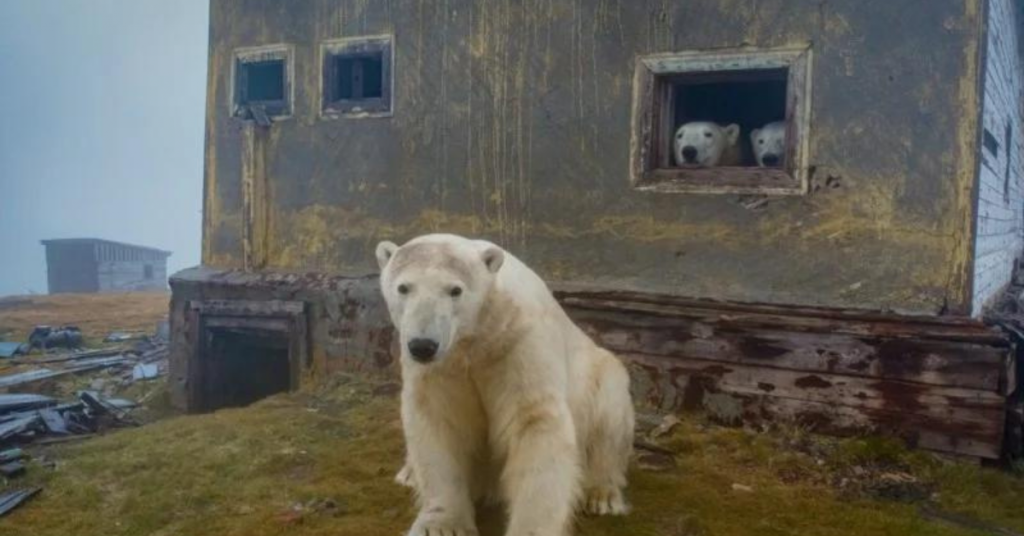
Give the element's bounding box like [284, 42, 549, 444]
[170, 0, 1024, 461]
[42, 238, 171, 294]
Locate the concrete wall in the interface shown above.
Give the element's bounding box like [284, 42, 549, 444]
[972, 0, 1024, 315]
[203, 0, 984, 315]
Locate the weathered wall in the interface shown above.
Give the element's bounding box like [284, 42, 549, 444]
[204, 0, 983, 314]
[972, 0, 1024, 315]
[96, 261, 168, 292]
[45, 244, 98, 294]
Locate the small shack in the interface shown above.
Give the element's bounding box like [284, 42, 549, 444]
[42, 238, 171, 294]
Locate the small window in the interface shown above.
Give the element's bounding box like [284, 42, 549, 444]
[321, 36, 393, 117]
[232, 45, 293, 119]
[631, 46, 813, 195]
[144, 264, 154, 280]
[984, 128, 1000, 157]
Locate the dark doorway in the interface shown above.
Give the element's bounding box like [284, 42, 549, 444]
[187, 300, 307, 412]
[201, 326, 292, 410]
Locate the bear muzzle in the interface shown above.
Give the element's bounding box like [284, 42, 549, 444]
[762, 153, 781, 167]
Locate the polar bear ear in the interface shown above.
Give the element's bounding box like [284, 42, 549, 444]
[481, 246, 505, 274]
[375, 241, 399, 271]
[724, 124, 741, 145]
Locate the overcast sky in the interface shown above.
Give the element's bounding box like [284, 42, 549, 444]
[0, 1, 209, 297]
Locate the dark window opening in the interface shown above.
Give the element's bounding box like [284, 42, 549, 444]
[1004, 120, 1013, 203]
[984, 128, 1000, 157]
[243, 60, 285, 102]
[335, 55, 384, 100]
[143, 264, 154, 280]
[233, 49, 291, 119]
[322, 37, 392, 116]
[671, 69, 788, 167]
[202, 327, 292, 410]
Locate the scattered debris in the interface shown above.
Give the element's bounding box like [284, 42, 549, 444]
[650, 414, 682, 439]
[28, 325, 83, 350]
[0, 448, 24, 463]
[0, 460, 25, 478]
[155, 319, 170, 341]
[635, 440, 677, 471]
[731, 483, 754, 493]
[0, 342, 27, 358]
[0, 391, 139, 448]
[104, 331, 139, 343]
[0, 394, 56, 414]
[0, 487, 41, 518]
[132, 363, 160, 381]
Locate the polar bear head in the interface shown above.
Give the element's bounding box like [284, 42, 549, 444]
[674, 121, 740, 167]
[376, 234, 505, 365]
[751, 121, 786, 167]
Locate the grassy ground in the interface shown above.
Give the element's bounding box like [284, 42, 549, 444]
[4, 293, 1024, 535]
[3, 375, 1024, 536]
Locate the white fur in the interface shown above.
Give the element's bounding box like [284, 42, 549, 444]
[751, 121, 786, 167]
[377, 234, 635, 536]
[673, 121, 741, 167]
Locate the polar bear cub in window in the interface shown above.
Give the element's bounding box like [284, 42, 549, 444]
[674, 121, 742, 167]
[751, 121, 786, 167]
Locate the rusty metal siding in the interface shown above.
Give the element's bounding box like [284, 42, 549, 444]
[203, 0, 984, 314]
[972, 0, 1024, 315]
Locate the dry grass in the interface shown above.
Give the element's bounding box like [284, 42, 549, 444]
[0, 293, 170, 345]
[4, 375, 1024, 536]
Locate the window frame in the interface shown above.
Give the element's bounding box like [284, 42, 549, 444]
[319, 35, 394, 119]
[230, 44, 295, 120]
[630, 46, 813, 196]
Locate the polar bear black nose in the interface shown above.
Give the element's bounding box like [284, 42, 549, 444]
[762, 154, 780, 167]
[681, 146, 698, 162]
[408, 338, 439, 362]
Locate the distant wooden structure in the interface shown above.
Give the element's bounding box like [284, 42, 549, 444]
[41, 239, 171, 294]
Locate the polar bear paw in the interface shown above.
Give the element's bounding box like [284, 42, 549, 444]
[395, 463, 416, 488]
[583, 486, 629, 516]
[408, 512, 479, 536]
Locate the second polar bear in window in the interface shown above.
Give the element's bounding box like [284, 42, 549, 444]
[751, 121, 786, 167]
[673, 121, 742, 167]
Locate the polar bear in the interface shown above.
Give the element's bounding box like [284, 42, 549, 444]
[376, 234, 635, 536]
[674, 121, 742, 167]
[751, 121, 786, 167]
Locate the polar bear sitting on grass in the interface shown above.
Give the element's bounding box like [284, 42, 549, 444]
[674, 121, 742, 167]
[376, 234, 635, 536]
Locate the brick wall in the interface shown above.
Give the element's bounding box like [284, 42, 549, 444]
[972, 0, 1024, 315]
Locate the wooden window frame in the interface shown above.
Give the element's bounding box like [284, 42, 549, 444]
[230, 44, 294, 120]
[630, 46, 813, 195]
[320, 35, 394, 119]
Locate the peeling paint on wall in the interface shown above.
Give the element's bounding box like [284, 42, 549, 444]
[203, 0, 985, 314]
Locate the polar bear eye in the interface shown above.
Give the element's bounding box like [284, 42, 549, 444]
[397, 284, 410, 295]
[759, 139, 765, 145]
[449, 286, 463, 298]
[704, 131, 713, 138]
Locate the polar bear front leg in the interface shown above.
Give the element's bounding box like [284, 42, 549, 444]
[501, 398, 581, 536]
[401, 391, 477, 532]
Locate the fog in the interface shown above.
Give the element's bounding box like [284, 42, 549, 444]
[0, 0, 209, 297]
